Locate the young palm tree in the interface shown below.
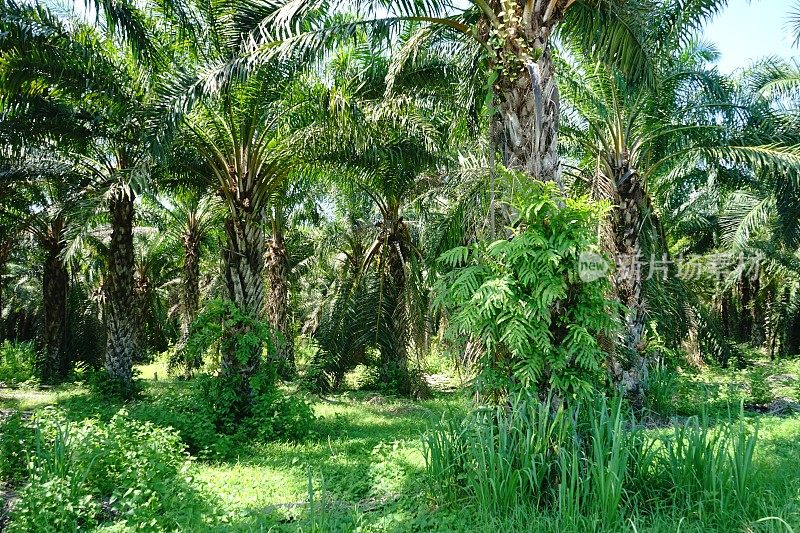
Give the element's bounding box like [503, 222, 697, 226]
[0, 134, 93, 383]
[263, 178, 319, 379]
[32, 200, 70, 382]
[292, 46, 454, 396]
[151, 192, 220, 342]
[696, 59, 800, 358]
[169, 70, 307, 391]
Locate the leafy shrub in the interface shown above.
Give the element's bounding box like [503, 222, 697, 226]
[183, 299, 275, 381]
[11, 474, 100, 532]
[747, 366, 774, 406]
[244, 390, 315, 442]
[433, 179, 618, 399]
[0, 412, 33, 484]
[130, 384, 227, 460]
[87, 368, 143, 400]
[130, 376, 315, 460]
[7, 408, 203, 532]
[192, 372, 315, 445]
[0, 341, 36, 386]
[170, 299, 314, 449]
[9, 412, 100, 531]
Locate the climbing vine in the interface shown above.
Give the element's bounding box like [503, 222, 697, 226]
[434, 176, 620, 400]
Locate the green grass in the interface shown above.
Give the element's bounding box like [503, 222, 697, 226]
[2, 359, 800, 531]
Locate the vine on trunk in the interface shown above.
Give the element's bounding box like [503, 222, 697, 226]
[434, 176, 620, 401]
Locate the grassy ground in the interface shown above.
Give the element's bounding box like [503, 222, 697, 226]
[2, 358, 800, 531]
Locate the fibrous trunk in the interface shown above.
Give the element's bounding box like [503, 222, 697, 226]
[133, 270, 151, 356]
[180, 226, 201, 340]
[739, 275, 752, 342]
[0, 240, 10, 342]
[265, 229, 295, 378]
[222, 202, 265, 392]
[381, 229, 408, 379]
[104, 184, 138, 384]
[608, 166, 649, 408]
[751, 276, 765, 346]
[490, 1, 564, 185]
[377, 217, 429, 398]
[41, 220, 68, 384]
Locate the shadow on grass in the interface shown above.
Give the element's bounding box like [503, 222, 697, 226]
[212, 445, 435, 532]
[1, 378, 473, 531]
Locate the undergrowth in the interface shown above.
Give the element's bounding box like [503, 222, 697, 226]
[3, 408, 216, 531]
[424, 394, 767, 530]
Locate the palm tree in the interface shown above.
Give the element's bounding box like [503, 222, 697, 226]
[151, 192, 220, 343]
[227, 0, 730, 185]
[264, 178, 319, 379]
[696, 59, 800, 359]
[31, 193, 70, 383]
[302, 217, 373, 391]
[148, 0, 347, 396]
[0, 144, 89, 383]
[559, 38, 800, 399]
[292, 46, 454, 395]
[169, 70, 310, 393]
[0, 0, 176, 386]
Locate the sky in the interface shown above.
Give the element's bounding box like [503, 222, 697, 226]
[705, 0, 798, 73]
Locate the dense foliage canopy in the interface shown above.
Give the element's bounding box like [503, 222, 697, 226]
[3, 0, 800, 528]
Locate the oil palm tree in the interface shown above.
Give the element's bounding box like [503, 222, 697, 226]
[0, 0, 176, 386]
[561, 42, 800, 397]
[168, 69, 313, 393]
[26, 184, 72, 383]
[0, 135, 92, 383]
[697, 58, 800, 358]
[223, 0, 737, 186]
[263, 177, 322, 379]
[151, 191, 221, 343]
[148, 0, 342, 396]
[293, 45, 454, 396]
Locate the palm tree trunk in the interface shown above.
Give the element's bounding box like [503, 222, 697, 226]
[222, 203, 265, 391]
[41, 224, 68, 384]
[265, 228, 295, 378]
[751, 276, 764, 346]
[380, 233, 411, 388]
[0, 240, 9, 343]
[739, 275, 752, 342]
[177, 224, 202, 377]
[377, 216, 430, 398]
[786, 313, 800, 356]
[490, 2, 564, 184]
[133, 271, 151, 357]
[180, 227, 201, 340]
[721, 294, 732, 337]
[608, 168, 649, 408]
[104, 184, 138, 384]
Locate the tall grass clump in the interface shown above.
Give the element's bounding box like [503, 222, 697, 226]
[423, 394, 760, 528]
[423, 395, 640, 525]
[643, 360, 679, 417]
[660, 408, 758, 513]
